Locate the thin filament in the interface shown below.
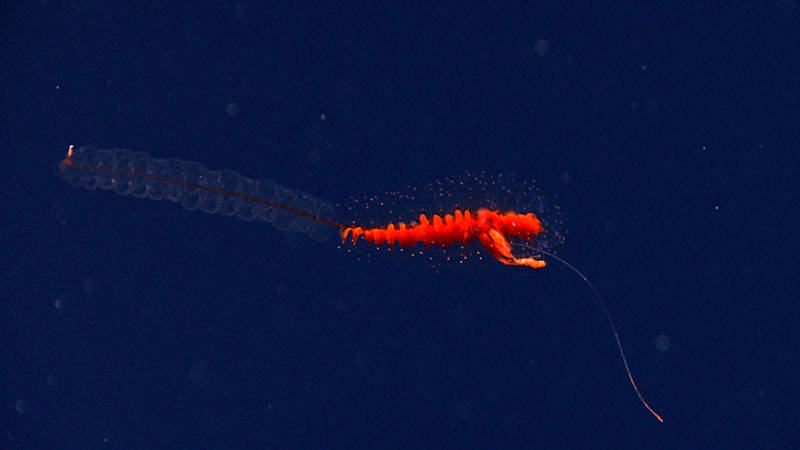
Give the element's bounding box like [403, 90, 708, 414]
[521, 244, 664, 423]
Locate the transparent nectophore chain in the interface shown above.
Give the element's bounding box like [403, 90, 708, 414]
[59, 145, 336, 242]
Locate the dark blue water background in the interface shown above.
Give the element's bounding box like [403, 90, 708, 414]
[3, 2, 797, 448]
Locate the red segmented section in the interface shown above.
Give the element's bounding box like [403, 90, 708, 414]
[341, 208, 546, 269]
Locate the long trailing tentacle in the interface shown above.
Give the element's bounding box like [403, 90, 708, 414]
[517, 243, 664, 423]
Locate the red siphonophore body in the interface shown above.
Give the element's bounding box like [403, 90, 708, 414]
[342, 209, 547, 269]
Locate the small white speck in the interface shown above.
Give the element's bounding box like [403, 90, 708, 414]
[225, 102, 240, 117]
